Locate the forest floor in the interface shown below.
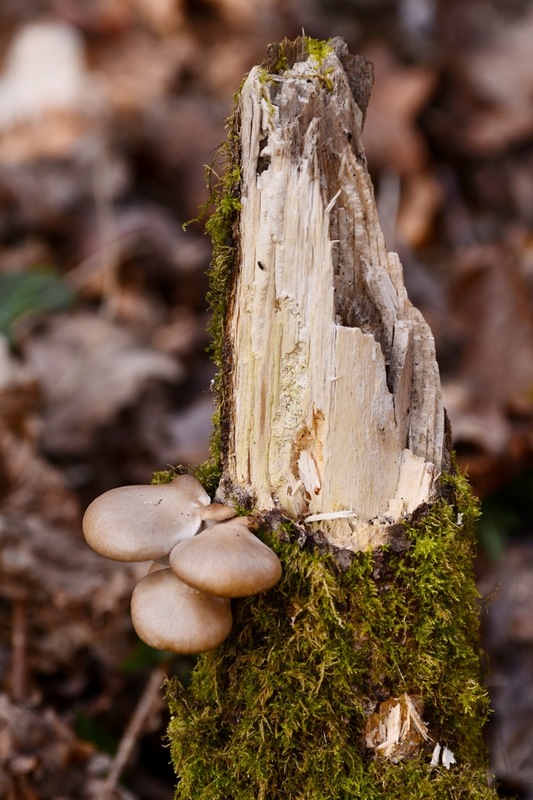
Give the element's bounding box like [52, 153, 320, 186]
[1, 1, 533, 798]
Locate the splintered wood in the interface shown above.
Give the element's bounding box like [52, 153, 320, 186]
[223, 38, 446, 550]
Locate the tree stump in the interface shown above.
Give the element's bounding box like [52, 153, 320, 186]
[220, 36, 446, 548]
[168, 37, 498, 800]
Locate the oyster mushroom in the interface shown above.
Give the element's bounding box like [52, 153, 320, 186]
[82, 474, 211, 562]
[198, 502, 238, 526]
[169, 517, 282, 598]
[131, 568, 232, 654]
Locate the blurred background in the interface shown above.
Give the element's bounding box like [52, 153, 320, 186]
[0, 0, 532, 797]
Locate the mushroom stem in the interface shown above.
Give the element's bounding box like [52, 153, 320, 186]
[198, 502, 237, 524]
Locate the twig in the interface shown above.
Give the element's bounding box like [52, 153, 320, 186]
[10, 598, 27, 702]
[92, 143, 121, 319]
[98, 664, 167, 798]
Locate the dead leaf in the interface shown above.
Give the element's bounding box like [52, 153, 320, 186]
[362, 45, 436, 174]
[396, 170, 442, 248]
[0, 693, 134, 799]
[24, 311, 183, 454]
[459, 8, 533, 153]
[450, 244, 533, 409]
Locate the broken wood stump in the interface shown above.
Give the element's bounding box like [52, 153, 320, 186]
[220, 36, 447, 552]
[168, 37, 497, 800]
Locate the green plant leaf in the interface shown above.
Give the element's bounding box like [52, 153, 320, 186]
[0, 267, 75, 340]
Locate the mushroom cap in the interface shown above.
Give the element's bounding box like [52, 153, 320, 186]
[82, 474, 211, 562]
[169, 520, 282, 598]
[130, 568, 232, 654]
[198, 503, 237, 524]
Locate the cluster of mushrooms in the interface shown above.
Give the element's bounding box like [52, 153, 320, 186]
[82, 475, 282, 654]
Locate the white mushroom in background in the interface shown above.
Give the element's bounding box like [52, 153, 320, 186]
[0, 21, 101, 130]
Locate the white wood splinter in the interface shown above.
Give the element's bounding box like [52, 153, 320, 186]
[222, 39, 446, 550]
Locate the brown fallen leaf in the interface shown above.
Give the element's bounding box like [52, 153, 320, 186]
[450, 244, 533, 410]
[24, 311, 183, 455]
[362, 44, 437, 175]
[0, 693, 137, 799]
[458, 8, 533, 154]
[396, 169, 442, 248]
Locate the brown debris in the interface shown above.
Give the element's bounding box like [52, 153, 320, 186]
[0, 693, 95, 799]
[365, 694, 430, 762]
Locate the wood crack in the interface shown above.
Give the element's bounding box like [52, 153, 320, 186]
[222, 38, 445, 550]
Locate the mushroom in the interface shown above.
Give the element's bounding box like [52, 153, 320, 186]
[168, 518, 282, 598]
[82, 474, 211, 562]
[198, 502, 238, 525]
[82, 474, 281, 654]
[131, 568, 232, 654]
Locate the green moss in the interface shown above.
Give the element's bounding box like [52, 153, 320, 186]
[151, 467, 183, 485]
[183, 104, 241, 491]
[259, 36, 334, 92]
[150, 464, 222, 499]
[167, 473, 497, 799]
[203, 157, 241, 373]
[189, 460, 225, 499]
[367, 757, 497, 800]
[306, 36, 333, 66]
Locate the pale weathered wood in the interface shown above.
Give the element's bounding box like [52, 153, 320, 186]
[221, 38, 447, 550]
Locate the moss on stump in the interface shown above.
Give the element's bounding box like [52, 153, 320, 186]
[167, 473, 497, 799]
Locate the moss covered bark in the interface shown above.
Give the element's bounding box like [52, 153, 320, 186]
[167, 473, 496, 799]
[167, 37, 498, 799]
